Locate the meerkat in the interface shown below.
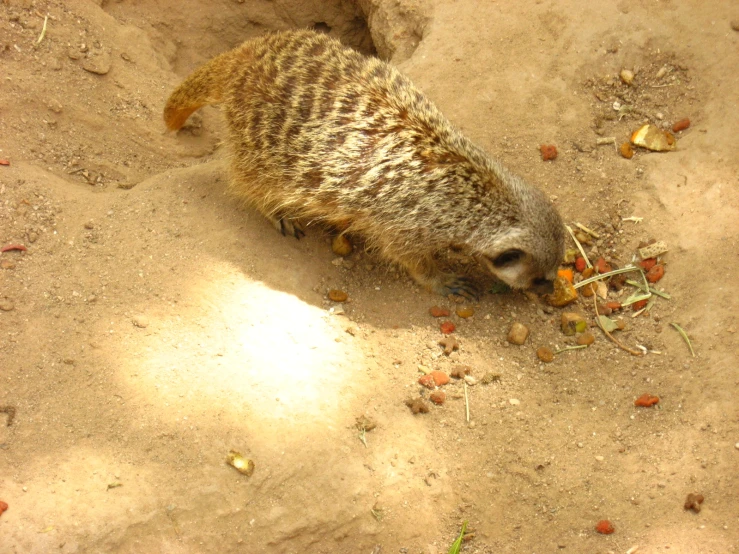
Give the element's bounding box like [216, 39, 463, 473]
[164, 30, 565, 297]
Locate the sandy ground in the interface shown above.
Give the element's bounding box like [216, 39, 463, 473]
[1, 0, 738, 552]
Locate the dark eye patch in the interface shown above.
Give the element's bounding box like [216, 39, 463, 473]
[491, 249, 524, 268]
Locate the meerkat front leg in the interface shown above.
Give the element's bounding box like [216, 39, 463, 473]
[266, 213, 305, 239]
[401, 256, 479, 300]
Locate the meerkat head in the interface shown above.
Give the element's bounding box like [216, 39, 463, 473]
[471, 177, 566, 294]
[476, 233, 562, 294]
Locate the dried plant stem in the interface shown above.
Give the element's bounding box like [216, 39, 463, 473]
[565, 225, 592, 268]
[594, 296, 643, 356]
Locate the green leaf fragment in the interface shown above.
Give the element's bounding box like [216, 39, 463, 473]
[597, 315, 619, 333]
[448, 520, 468, 554]
[671, 323, 695, 357]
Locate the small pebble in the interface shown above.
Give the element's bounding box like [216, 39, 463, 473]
[620, 68, 635, 85]
[507, 322, 530, 345]
[456, 306, 474, 319]
[463, 375, 477, 386]
[429, 306, 450, 317]
[536, 346, 554, 363]
[595, 456, 604, 462]
[577, 332, 595, 346]
[0, 260, 15, 270]
[28, 232, 38, 243]
[0, 299, 15, 311]
[429, 391, 446, 405]
[732, 20, 739, 31]
[132, 315, 149, 328]
[509, 398, 520, 406]
[331, 234, 353, 256]
[327, 289, 348, 302]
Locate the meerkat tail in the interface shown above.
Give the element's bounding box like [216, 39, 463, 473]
[163, 48, 242, 131]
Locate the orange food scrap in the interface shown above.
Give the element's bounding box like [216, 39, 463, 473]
[605, 301, 622, 311]
[430, 370, 450, 386]
[672, 118, 691, 132]
[632, 299, 648, 310]
[575, 256, 587, 272]
[0, 160, 9, 166]
[440, 321, 456, 335]
[639, 258, 657, 271]
[540, 144, 557, 161]
[418, 374, 436, 389]
[557, 268, 574, 283]
[0, 500, 7, 517]
[634, 394, 659, 407]
[594, 257, 612, 274]
[595, 520, 615, 534]
[646, 264, 665, 283]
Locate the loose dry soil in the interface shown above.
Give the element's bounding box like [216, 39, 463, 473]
[1, 1, 738, 553]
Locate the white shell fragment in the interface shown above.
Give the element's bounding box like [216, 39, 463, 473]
[630, 124, 676, 152]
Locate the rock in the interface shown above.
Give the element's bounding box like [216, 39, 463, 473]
[450, 366, 471, 379]
[0, 299, 15, 311]
[561, 312, 586, 335]
[536, 346, 554, 363]
[132, 314, 149, 328]
[684, 493, 704, 513]
[328, 289, 348, 302]
[455, 306, 474, 318]
[577, 332, 595, 346]
[82, 50, 113, 75]
[438, 336, 459, 355]
[429, 306, 450, 317]
[405, 397, 429, 414]
[507, 322, 529, 345]
[27, 232, 38, 243]
[463, 375, 477, 386]
[620, 68, 634, 85]
[509, 398, 520, 406]
[429, 391, 446, 405]
[331, 234, 353, 256]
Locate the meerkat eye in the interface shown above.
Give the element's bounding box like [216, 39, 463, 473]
[491, 249, 524, 267]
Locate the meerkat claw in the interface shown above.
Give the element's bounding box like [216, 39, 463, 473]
[275, 217, 305, 239]
[441, 276, 480, 301]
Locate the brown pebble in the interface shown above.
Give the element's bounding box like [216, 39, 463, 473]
[429, 391, 446, 405]
[450, 366, 471, 379]
[0, 260, 15, 270]
[331, 234, 353, 256]
[0, 299, 15, 312]
[577, 332, 595, 346]
[507, 322, 530, 345]
[429, 306, 450, 318]
[328, 289, 348, 302]
[619, 142, 634, 159]
[540, 144, 558, 161]
[455, 306, 474, 319]
[405, 397, 429, 414]
[536, 346, 554, 363]
[684, 492, 704, 513]
[672, 118, 691, 132]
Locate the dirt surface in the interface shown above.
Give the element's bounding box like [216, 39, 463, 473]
[1, 0, 738, 552]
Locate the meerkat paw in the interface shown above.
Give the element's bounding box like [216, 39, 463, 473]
[435, 274, 480, 301]
[269, 216, 306, 239]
